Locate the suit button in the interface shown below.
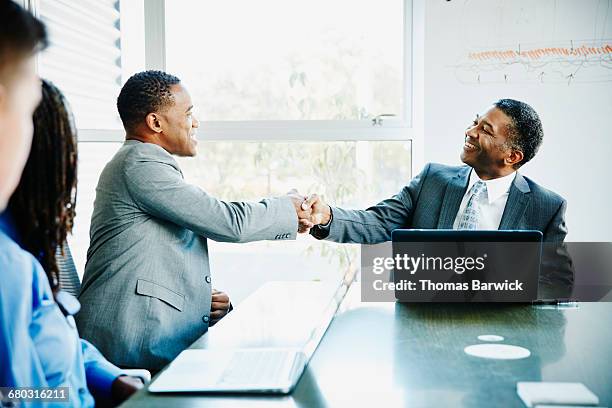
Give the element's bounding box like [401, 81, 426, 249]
[205, 275, 211, 284]
[202, 315, 210, 323]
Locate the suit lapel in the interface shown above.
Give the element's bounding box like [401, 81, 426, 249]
[498, 172, 531, 229]
[437, 167, 471, 228]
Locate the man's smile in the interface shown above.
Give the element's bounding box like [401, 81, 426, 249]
[463, 138, 479, 151]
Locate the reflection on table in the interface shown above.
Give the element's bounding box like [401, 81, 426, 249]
[121, 282, 612, 408]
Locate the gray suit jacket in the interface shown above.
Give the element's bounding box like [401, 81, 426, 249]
[76, 140, 297, 370]
[312, 163, 574, 297]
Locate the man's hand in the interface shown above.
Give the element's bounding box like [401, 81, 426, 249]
[298, 194, 331, 234]
[287, 189, 312, 223]
[210, 289, 231, 324]
[111, 375, 143, 404]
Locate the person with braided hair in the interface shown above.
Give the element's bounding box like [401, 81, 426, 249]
[7, 79, 78, 292]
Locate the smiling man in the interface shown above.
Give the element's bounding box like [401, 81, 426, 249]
[76, 71, 310, 371]
[300, 99, 573, 298]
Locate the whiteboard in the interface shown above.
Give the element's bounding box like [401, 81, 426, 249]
[423, 0, 612, 241]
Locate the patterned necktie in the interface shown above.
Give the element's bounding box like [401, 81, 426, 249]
[456, 181, 488, 230]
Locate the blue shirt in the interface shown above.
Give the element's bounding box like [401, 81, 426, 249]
[0, 213, 124, 407]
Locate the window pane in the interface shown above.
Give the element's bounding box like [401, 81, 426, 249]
[177, 141, 411, 303]
[165, 0, 404, 121]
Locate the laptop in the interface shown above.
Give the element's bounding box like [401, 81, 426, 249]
[391, 229, 543, 302]
[148, 279, 350, 394]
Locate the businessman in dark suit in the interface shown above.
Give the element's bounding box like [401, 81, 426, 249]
[299, 99, 573, 298]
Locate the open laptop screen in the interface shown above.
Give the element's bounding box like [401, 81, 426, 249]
[391, 229, 543, 302]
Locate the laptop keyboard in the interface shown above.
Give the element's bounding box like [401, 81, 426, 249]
[218, 350, 294, 386]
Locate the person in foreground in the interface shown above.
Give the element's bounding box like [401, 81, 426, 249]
[76, 70, 312, 371]
[0, 2, 141, 406]
[299, 99, 573, 298]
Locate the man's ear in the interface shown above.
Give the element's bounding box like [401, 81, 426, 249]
[145, 112, 163, 133]
[506, 149, 524, 167]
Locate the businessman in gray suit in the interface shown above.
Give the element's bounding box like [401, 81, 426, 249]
[76, 71, 311, 371]
[299, 99, 573, 298]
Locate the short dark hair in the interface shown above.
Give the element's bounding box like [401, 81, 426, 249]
[494, 98, 543, 168]
[117, 70, 181, 131]
[0, 0, 48, 78]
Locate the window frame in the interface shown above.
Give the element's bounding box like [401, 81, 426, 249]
[32, 0, 424, 173]
[147, 0, 414, 131]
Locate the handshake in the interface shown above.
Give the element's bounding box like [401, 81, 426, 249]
[287, 189, 332, 234]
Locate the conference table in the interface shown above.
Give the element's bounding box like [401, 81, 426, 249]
[121, 281, 612, 407]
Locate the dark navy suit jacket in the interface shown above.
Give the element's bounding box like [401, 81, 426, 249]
[312, 163, 574, 298]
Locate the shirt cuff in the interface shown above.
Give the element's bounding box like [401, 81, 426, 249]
[86, 360, 125, 398]
[81, 339, 125, 399]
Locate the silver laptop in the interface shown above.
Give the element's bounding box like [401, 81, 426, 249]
[148, 280, 350, 394]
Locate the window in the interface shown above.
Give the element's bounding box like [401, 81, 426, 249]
[36, 0, 122, 129]
[30, 0, 417, 303]
[35, 0, 145, 130]
[165, 0, 405, 122]
[162, 1, 415, 301]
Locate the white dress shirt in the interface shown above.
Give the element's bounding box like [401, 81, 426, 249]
[452, 169, 516, 230]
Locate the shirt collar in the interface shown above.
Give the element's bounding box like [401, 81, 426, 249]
[467, 169, 516, 204]
[124, 139, 142, 145]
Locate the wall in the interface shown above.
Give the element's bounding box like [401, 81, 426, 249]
[422, 0, 612, 241]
